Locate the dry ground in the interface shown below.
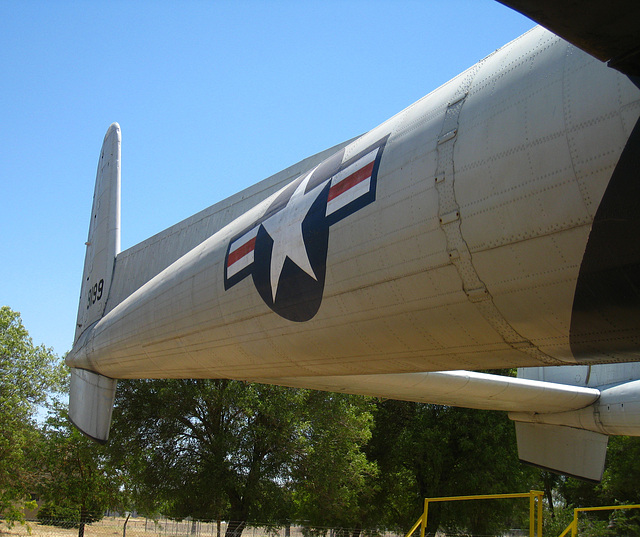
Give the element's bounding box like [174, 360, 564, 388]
[1, 519, 407, 537]
[1, 517, 213, 537]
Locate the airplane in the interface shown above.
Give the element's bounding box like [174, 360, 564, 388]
[66, 0, 640, 482]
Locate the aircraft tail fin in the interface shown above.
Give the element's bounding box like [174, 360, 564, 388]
[74, 122, 121, 343]
[69, 123, 121, 443]
[512, 363, 640, 480]
[515, 422, 608, 482]
[68, 368, 117, 444]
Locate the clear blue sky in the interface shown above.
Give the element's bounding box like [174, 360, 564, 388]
[1, 1, 535, 358]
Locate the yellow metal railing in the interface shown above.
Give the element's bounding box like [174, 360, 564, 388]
[404, 490, 544, 537]
[558, 504, 640, 537]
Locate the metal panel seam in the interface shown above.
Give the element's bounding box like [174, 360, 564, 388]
[434, 60, 563, 366]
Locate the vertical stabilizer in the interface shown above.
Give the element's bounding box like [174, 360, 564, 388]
[514, 364, 640, 480]
[74, 122, 121, 343]
[515, 422, 608, 482]
[68, 368, 117, 443]
[69, 123, 121, 443]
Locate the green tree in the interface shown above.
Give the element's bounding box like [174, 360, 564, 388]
[555, 436, 640, 536]
[0, 306, 62, 524]
[291, 391, 377, 534]
[600, 436, 640, 504]
[37, 401, 120, 537]
[367, 401, 535, 536]
[109, 380, 378, 537]
[110, 379, 308, 537]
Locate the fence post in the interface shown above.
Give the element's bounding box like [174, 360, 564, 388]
[529, 493, 535, 537]
[537, 492, 543, 537]
[420, 499, 429, 537]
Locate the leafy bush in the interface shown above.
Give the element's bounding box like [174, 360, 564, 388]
[37, 502, 80, 528]
[605, 509, 640, 537]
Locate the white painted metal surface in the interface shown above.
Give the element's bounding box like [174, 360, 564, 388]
[67, 28, 640, 380]
[515, 422, 609, 482]
[66, 23, 640, 481]
[68, 368, 117, 443]
[260, 370, 600, 413]
[510, 380, 640, 436]
[105, 138, 357, 312]
[74, 123, 121, 341]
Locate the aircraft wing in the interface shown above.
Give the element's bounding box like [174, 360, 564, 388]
[261, 369, 640, 481]
[498, 0, 640, 75]
[259, 370, 599, 413]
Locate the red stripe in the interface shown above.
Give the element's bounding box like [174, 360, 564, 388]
[227, 237, 256, 266]
[327, 161, 375, 202]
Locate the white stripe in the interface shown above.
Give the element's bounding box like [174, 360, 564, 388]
[227, 250, 255, 278]
[331, 147, 378, 188]
[229, 226, 259, 254]
[326, 178, 371, 216]
[227, 227, 259, 278]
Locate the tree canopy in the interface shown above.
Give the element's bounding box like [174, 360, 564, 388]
[365, 400, 537, 535]
[4, 303, 640, 537]
[37, 402, 119, 537]
[0, 306, 63, 523]
[109, 379, 377, 537]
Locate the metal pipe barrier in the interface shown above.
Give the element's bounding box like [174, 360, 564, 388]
[558, 504, 640, 537]
[404, 490, 544, 537]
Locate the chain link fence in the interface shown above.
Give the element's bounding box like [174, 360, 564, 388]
[1, 518, 409, 537]
[0, 519, 537, 537]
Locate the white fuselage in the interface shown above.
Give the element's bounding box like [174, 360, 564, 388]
[67, 27, 640, 380]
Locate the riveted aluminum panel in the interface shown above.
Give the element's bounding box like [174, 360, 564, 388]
[67, 27, 640, 381]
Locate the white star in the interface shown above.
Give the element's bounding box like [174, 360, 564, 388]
[261, 170, 326, 302]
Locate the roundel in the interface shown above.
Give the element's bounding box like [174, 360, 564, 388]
[224, 136, 388, 321]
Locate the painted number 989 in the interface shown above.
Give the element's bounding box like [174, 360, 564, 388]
[87, 279, 105, 309]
